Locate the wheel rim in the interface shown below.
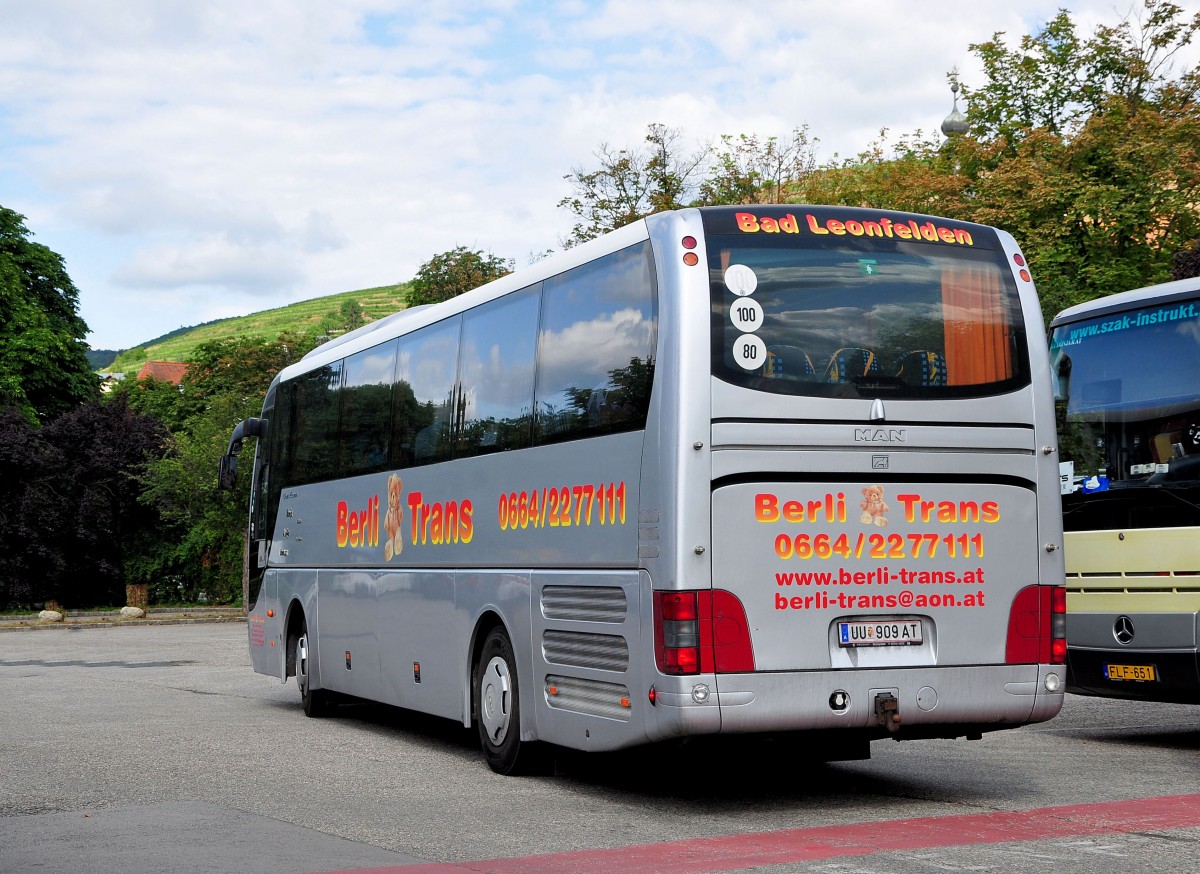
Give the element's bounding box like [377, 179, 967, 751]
[296, 633, 310, 697]
[479, 655, 512, 746]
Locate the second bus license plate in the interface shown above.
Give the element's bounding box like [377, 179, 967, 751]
[1104, 663, 1157, 682]
[838, 619, 922, 647]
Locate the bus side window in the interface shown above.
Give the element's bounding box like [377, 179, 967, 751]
[455, 286, 539, 458]
[338, 340, 397, 478]
[290, 363, 342, 486]
[535, 241, 657, 443]
[392, 317, 461, 469]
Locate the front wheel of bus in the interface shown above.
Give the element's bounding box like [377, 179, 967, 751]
[476, 627, 538, 775]
[296, 628, 330, 718]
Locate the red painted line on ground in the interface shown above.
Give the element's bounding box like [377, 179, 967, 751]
[310, 793, 1200, 874]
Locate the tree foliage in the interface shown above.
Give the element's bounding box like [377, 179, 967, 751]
[963, 1, 1200, 147]
[406, 246, 513, 306]
[0, 207, 98, 423]
[698, 127, 820, 206]
[130, 334, 316, 604]
[955, 1, 1200, 316]
[558, 123, 709, 246]
[0, 397, 169, 609]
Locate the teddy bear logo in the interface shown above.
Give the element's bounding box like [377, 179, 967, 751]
[383, 473, 404, 560]
[859, 484, 889, 527]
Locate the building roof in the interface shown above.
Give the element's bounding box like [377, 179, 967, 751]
[136, 361, 189, 385]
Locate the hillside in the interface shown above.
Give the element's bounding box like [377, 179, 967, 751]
[103, 283, 410, 374]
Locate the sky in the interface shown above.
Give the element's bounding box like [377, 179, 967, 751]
[2, 1, 1198, 351]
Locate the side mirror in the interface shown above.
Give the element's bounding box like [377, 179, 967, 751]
[216, 417, 267, 490]
[218, 453, 238, 490]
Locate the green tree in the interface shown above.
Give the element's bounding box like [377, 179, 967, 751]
[0, 396, 170, 608]
[339, 298, 367, 331]
[698, 127, 820, 205]
[558, 123, 710, 246]
[963, 1, 1200, 148]
[134, 396, 253, 604]
[318, 298, 367, 338]
[969, 104, 1200, 317]
[777, 1, 1200, 320]
[407, 246, 513, 307]
[788, 129, 975, 218]
[0, 207, 98, 423]
[953, 2, 1200, 317]
[133, 333, 314, 603]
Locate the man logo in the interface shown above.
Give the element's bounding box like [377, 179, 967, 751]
[854, 428, 907, 443]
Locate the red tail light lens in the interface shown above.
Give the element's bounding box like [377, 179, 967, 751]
[654, 590, 755, 675]
[1006, 585, 1066, 664]
[710, 589, 755, 673]
[655, 592, 701, 674]
[1050, 585, 1067, 664]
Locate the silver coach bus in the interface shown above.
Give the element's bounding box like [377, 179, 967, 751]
[221, 205, 1066, 774]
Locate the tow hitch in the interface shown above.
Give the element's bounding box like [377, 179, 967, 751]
[874, 691, 901, 733]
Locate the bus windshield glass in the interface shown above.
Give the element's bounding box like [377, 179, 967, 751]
[708, 216, 1029, 400]
[1050, 295, 1200, 489]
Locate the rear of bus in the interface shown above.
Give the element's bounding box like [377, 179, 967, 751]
[642, 206, 1065, 750]
[1049, 281, 1200, 704]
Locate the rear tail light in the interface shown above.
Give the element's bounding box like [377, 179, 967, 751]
[656, 591, 701, 674]
[654, 590, 755, 675]
[1006, 584, 1066, 664]
[1050, 585, 1067, 663]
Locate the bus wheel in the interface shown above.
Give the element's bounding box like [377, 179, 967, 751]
[296, 627, 330, 718]
[476, 627, 536, 774]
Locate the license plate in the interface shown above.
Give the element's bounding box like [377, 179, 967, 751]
[1104, 663, 1157, 682]
[838, 620, 922, 647]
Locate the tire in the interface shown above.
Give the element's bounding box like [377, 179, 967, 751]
[296, 627, 331, 718]
[475, 626, 539, 775]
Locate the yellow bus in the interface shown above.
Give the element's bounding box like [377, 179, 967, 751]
[1049, 278, 1200, 703]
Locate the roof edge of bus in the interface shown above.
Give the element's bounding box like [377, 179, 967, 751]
[1050, 276, 1200, 326]
[298, 306, 436, 361]
[278, 216, 656, 382]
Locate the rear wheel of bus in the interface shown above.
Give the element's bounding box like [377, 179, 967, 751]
[475, 626, 540, 775]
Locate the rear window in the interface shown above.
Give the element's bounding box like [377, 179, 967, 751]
[707, 208, 1030, 399]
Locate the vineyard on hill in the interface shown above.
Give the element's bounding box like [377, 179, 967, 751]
[104, 283, 410, 375]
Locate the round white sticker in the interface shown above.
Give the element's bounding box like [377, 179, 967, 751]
[732, 333, 767, 371]
[724, 264, 758, 297]
[729, 297, 763, 333]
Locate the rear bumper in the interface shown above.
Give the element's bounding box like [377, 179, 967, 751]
[647, 664, 1064, 742]
[1067, 646, 1200, 704]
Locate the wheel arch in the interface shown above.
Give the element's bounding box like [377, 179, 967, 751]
[283, 599, 308, 680]
[466, 609, 507, 725]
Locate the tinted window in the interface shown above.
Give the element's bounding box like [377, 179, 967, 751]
[339, 340, 397, 478]
[456, 286, 539, 457]
[392, 317, 460, 468]
[289, 363, 342, 485]
[535, 242, 657, 442]
[709, 227, 1029, 399]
